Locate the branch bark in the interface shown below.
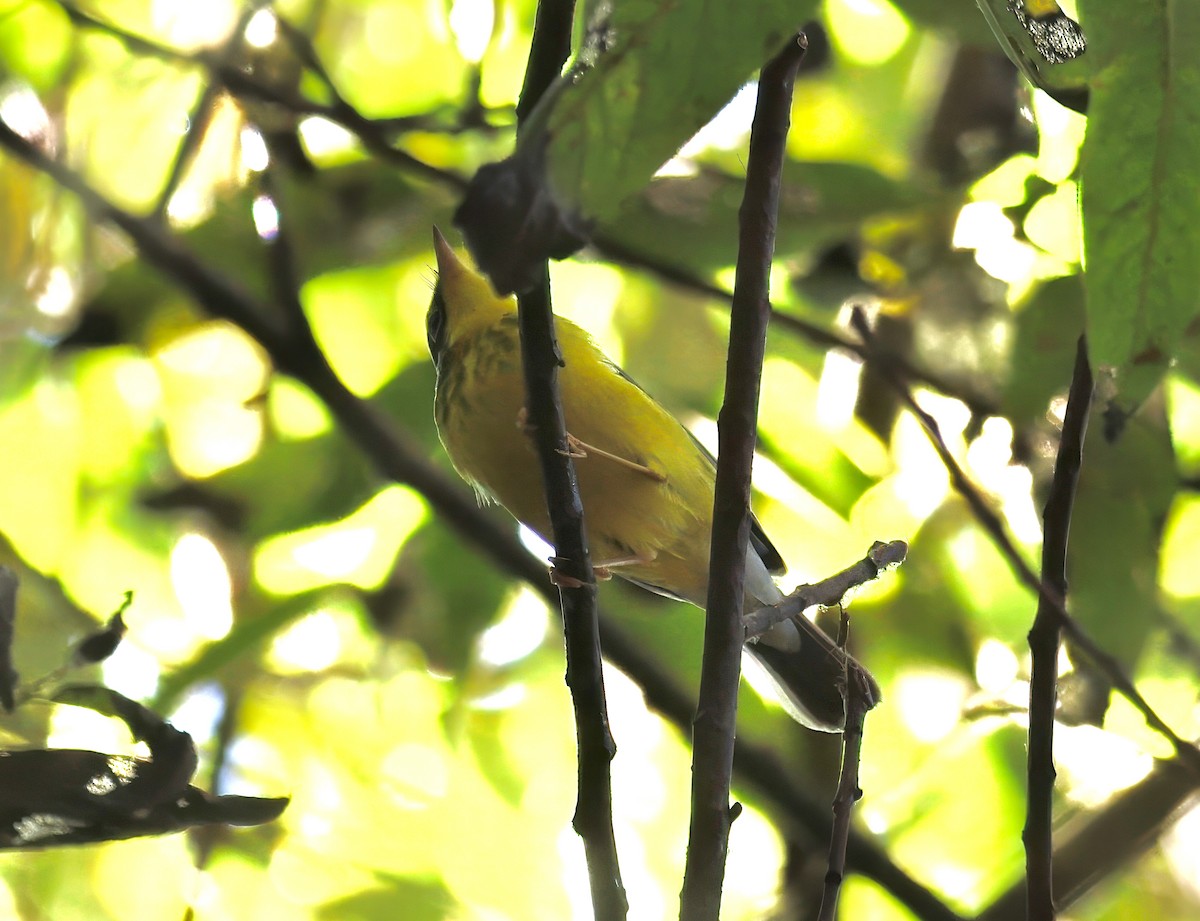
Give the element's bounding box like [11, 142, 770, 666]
[679, 34, 806, 921]
[504, 2, 627, 918]
[1024, 335, 1093, 921]
[817, 621, 870, 921]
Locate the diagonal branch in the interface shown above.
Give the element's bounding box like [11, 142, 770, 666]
[741, 540, 907, 641]
[50, 0, 462, 188]
[980, 754, 1200, 921]
[850, 308, 1200, 777]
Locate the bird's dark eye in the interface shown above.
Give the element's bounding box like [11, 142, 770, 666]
[427, 284, 447, 365]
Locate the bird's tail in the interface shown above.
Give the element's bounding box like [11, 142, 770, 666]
[742, 550, 881, 732]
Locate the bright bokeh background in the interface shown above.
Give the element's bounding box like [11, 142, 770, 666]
[1, 0, 1198, 919]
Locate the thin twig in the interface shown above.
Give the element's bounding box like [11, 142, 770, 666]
[850, 308, 1200, 776]
[0, 567, 17, 713]
[152, 5, 258, 219]
[1024, 335, 1092, 921]
[153, 82, 221, 221]
[680, 34, 806, 921]
[742, 540, 907, 640]
[51, 0, 463, 189]
[817, 612, 870, 921]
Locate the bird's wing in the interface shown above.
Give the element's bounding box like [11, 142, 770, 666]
[606, 359, 786, 576]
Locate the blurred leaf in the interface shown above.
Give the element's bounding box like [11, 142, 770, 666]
[890, 725, 1027, 909]
[253, 485, 427, 596]
[1062, 411, 1176, 723]
[153, 588, 326, 712]
[599, 162, 928, 277]
[201, 428, 376, 540]
[305, 264, 414, 396]
[93, 164, 446, 343]
[1078, 1, 1200, 405]
[887, 0, 999, 46]
[314, 0, 465, 117]
[402, 521, 513, 673]
[0, 0, 72, 87]
[316, 873, 459, 921]
[466, 715, 526, 806]
[1004, 274, 1086, 424]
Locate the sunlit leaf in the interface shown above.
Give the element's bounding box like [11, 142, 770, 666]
[1003, 273, 1085, 424]
[456, 0, 818, 291]
[0, 1, 72, 87]
[1078, 1, 1200, 405]
[1063, 414, 1175, 724]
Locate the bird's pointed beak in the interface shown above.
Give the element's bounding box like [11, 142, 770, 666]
[432, 226, 465, 280]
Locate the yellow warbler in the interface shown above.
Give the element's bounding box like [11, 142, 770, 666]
[428, 227, 876, 730]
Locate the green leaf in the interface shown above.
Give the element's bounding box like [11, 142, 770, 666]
[1061, 410, 1175, 723]
[454, 0, 816, 292]
[540, 0, 814, 224]
[888, 0, 998, 46]
[316, 873, 459, 921]
[152, 589, 326, 712]
[467, 714, 527, 806]
[1003, 274, 1086, 424]
[407, 521, 513, 674]
[0, 0, 73, 87]
[1078, 2, 1200, 395]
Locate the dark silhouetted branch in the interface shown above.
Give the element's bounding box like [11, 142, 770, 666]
[980, 755, 1200, 921]
[496, 1, 627, 918]
[680, 34, 806, 921]
[817, 614, 871, 921]
[1024, 335, 1092, 921]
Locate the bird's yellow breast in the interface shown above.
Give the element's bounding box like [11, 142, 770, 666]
[435, 311, 717, 605]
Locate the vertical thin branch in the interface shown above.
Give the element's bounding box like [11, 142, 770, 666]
[817, 615, 869, 921]
[679, 34, 806, 921]
[1024, 336, 1093, 921]
[516, 0, 577, 125]
[518, 269, 626, 920]
[508, 1, 627, 918]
